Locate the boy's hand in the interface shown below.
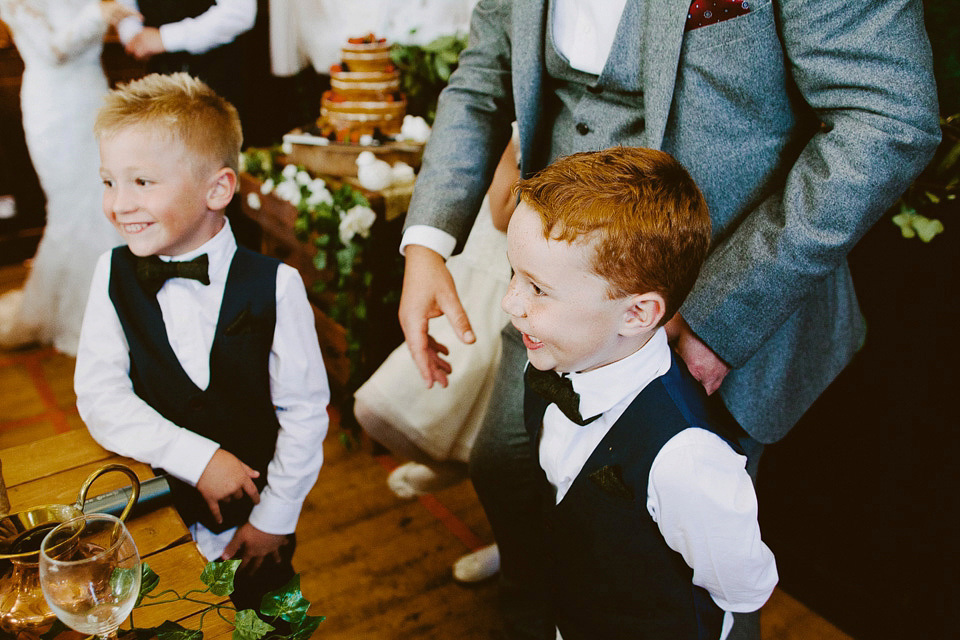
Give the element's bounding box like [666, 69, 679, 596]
[398, 245, 474, 388]
[221, 523, 289, 575]
[664, 314, 730, 395]
[196, 449, 261, 524]
[126, 27, 165, 60]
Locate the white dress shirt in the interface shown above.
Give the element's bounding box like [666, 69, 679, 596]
[537, 329, 777, 640]
[400, 0, 627, 256]
[116, 0, 256, 55]
[75, 221, 329, 559]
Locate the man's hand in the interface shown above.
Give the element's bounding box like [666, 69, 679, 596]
[398, 245, 475, 388]
[126, 27, 165, 60]
[664, 314, 731, 395]
[196, 449, 261, 524]
[221, 523, 288, 575]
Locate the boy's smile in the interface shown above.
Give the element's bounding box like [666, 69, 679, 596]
[99, 125, 226, 257]
[502, 203, 646, 374]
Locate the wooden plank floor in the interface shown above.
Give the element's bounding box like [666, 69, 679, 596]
[0, 262, 854, 639]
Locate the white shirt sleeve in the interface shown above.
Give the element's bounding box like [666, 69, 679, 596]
[399, 225, 458, 258]
[74, 252, 220, 485]
[157, 0, 256, 55]
[115, 0, 143, 44]
[646, 428, 778, 613]
[247, 264, 329, 536]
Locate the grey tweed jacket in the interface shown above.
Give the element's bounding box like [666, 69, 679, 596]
[404, 0, 941, 442]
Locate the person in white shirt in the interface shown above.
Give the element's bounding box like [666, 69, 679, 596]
[114, 0, 256, 129]
[75, 72, 329, 612]
[500, 147, 777, 639]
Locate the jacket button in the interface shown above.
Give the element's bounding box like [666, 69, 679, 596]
[576, 122, 590, 135]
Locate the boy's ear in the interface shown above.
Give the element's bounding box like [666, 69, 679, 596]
[206, 167, 237, 211]
[621, 292, 666, 336]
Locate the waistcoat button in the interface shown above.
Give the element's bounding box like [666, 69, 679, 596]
[576, 122, 590, 135]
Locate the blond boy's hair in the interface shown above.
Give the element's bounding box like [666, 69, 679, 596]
[95, 72, 242, 174]
[515, 147, 711, 324]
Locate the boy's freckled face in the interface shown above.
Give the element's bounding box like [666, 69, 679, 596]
[98, 125, 223, 257]
[501, 203, 635, 374]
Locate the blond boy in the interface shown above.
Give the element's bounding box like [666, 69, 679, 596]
[75, 73, 329, 610]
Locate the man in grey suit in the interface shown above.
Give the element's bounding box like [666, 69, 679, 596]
[397, 0, 941, 637]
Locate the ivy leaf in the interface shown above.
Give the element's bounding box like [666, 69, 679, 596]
[313, 251, 328, 271]
[337, 244, 359, 278]
[232, 609, 274, 640]
[200, 559, 241, 596]
[136, 563, 161, 606]
[154, 620, 204, 640]
[287, 613, 326, 640]
[258, 574, 311, 623]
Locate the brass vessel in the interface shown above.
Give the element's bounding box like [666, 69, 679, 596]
[0, 464, 140, 637]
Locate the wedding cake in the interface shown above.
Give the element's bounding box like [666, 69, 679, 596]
[319, 34, 407, 142]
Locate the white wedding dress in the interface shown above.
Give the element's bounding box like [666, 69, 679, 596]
[0, 0, 122, 355]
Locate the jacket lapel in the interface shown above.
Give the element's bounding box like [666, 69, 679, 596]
[513, 0, 548, 176]
[641, 0, 689, 149]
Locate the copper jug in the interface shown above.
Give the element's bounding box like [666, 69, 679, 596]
[0, 464, 140, 637]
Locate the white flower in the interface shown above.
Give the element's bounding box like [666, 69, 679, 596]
[274, 180, 302, 206]
[281, 140, 293, 154]
[260, 178, 275, 195]
[238, 153, 247, 173]
[398, 115, 431, 144]
[296, 170, 312, 186]
[307, 185, 333, 207]
[339, 205, 377, 243]
[308, 177, 327, 194]
[281, 164, 299, 180]
[359, 134, 374, 146]
[246, 192, 261, 210]
[391, 162, 415, 185]
[356, 152, 393, 190]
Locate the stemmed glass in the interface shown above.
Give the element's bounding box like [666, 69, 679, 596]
[38, 514, 141, 640]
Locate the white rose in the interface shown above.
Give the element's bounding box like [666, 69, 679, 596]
[281, 164, 299, 180]
[281, 140, 293, 154]
[307, 186, 333, 207]
[296, 170, 312, 186]
[274, 180, 302, 206]
[391, 162, 415, 185]
[339, 205, 377, 243]
[246, 192, 261, 210]
[398, 115, 431, 144]
[260, 178, 275, 195]
[308, 177, 327, 193]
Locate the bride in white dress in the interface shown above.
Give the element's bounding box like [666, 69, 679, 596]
[0, 0, 137, 355]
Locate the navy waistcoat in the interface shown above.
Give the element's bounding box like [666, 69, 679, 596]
[524, 354, 743, 639]
[109, 246, 281, 532]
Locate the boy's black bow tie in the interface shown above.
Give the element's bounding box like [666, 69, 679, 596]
[525, 366, 600, 426]
[135, 254, 210, 295]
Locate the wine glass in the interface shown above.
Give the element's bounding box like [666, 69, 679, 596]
[38, 514, 141, 640]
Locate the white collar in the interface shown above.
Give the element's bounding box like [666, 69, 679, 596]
[566, 327, 672, 419]
[158, 218, 236, 282]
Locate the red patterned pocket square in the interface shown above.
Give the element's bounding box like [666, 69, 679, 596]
[685, 0, 751, 31]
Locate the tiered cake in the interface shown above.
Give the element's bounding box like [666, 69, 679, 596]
[319, 34, 407, 142]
